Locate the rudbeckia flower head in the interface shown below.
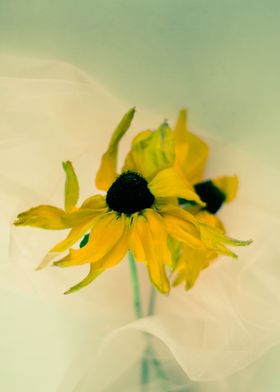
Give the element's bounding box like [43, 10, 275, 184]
[14, 108, 251, 294]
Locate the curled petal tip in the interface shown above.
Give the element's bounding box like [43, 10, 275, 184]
[35, 265, 43, 271]
[37, 252, 61, 270]
[63, 286, 78, 295]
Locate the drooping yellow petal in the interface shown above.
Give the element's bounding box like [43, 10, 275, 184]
[161, 205, 206, 250]
[160, 204, 199, 226]
[54, 212, 127, 267]
[90, 226, 129, 268]
[63, 161, 79, 213]
[36, 217, 98, 270]
[130, 210, 171, 294]
[14, 205, 68, 230]
[64, 229, 129, 294]
[123, 122, 175, 180]
[51, 218, 97, 254]
[172, 211, 225, 290]
[199, 223, 252, 258]
[64, 264, 103, 294]
[148, 168, 205, 205]
[95, 108, 136, 191]
[167, 236, 182, 268]
[173, 109, 208, 184]
[212, 175, 238, 203]
[128, 213, 146, 262]
[173, 246, 210, 290]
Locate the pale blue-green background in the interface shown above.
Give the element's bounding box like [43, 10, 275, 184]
[0, 0, 279, 166]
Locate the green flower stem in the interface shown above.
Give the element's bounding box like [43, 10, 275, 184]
[147, 285, 157, 316]
[128, 251, 143, 319]
[141, 353, 150, 388]
[128, 251, 168, 388]
[128, 251, 148, 388]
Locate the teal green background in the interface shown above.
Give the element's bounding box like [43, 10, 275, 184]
[1, 0, 279, 166]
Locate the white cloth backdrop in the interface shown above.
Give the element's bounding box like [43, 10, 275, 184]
[0, 55, 280, 392]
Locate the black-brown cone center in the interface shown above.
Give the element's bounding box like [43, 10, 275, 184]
[194, 180, 226, 214]
[106, 171, 155, 215]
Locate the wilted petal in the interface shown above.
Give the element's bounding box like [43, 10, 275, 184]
[81, 194, 107, 209]
[64, 264, 103, 294]
[161, 205, 205, 250]
[64, 230, 128, 294]
[63, 161, 79, 212]
[128, 213, 146, 262]
[199, 223, 252, 258]
[95, 108, 136, 191]
[173, 109, 208, 184]
[123, 122, 175, 179]
[62, 208, 104, 227]
[148, 168, 204, 205]
[14, 205, 68, 229]
[173, 246, 210, 290]
[213, 175, 239, 202]
[51, 218, 97, 253]
[54, 212, 127, 267]
[130, 209, 171, 293]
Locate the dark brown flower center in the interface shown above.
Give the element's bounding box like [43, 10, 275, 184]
[106, 171, 155, 215]
[194, 180, 226, 214]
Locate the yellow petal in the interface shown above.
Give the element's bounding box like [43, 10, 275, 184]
[172, 208, 251, 290]
[212, 175, 238, 203]
[91, 227, 128, 269]
[199, 223, 252, 258]
[161, 205, 206, 250]
[81, 194, 107, 209]
[64, 231, 129, 294]
[62, 208, 105, 227]
[173, 246, 209, 290]
[195, 210, 225, 231]
[64, 264, 103, 294]
[54, 212, 127, 267]
[128, 213, 146, 262]
[131, 210, 171, 293]
[160, 203, 199, 226]
[148, 168, 205, 205]
[37, 213, 103, 270]
[173, 109, 208, 184]
[95, 108, 136, 191]
[123, 130, 152, 173]
[167, 236, 182, 268]
[63, 161, 79, 212]
[51, 218, 97, 253]
[14, 205, 68, 230]
[123, 122, 175, 179]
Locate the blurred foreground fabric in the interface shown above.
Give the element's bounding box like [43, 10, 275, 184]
[0, 55, 280, 392]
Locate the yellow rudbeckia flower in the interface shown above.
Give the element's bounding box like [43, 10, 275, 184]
[14, 108, 251, 294]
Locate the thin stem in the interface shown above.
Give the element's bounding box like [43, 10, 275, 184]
[141, 354, 150, 388]
[128, 251, 148, 388]
[128, 251, 143, 319]
[128, 251, 168, 387]
[147, 285, 157, 316]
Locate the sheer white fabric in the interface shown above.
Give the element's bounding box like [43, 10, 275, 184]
[0, 55, 280, 392]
